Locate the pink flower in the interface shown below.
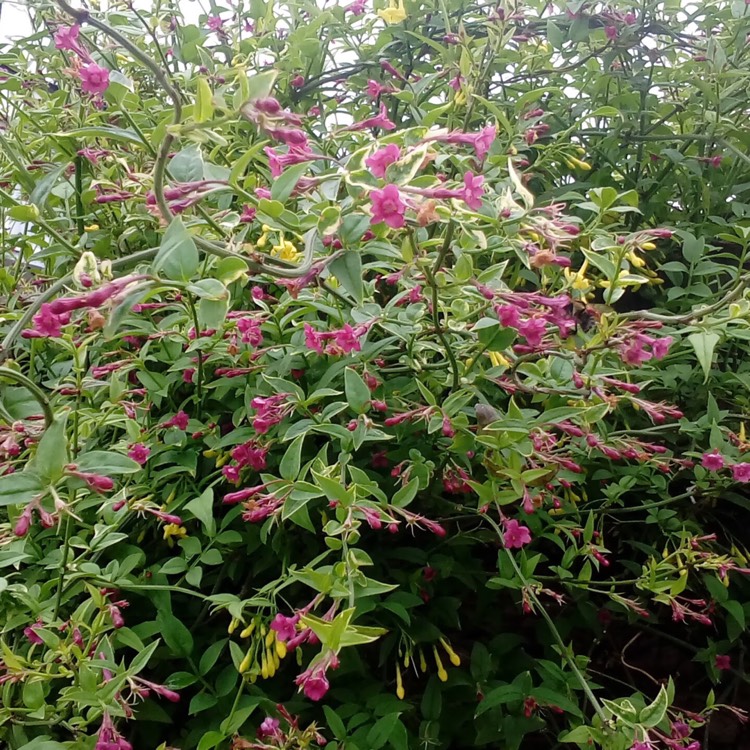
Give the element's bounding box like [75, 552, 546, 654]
[127, 443, 150, 465]
[347, 102, 396, 131]
[79, 63, 110, 95]
[95, 712, 132, 750]
[183, 368, 195, 383]
[163, 410, 190, 430]
[304, 323, 325, 354]
[503, 519, 532, 549]
[290, 74, 305, 88]
[54, 24, 91, 61]
[715, 654, 731, 670]
[346, 0, 367, 15]
[370, 184, 406, 228]
[365, 144, 401, 178]
[517, 317, 547, 347]
[650, 336, 673, 360]
[258, 717, 282, 740]
[297, 667, 329, 701]
[462, 171, 485, 210]
[270, 613, 300, 641]
[255, 187, 272, 199]
[331, 324, 362, 354]
[731, 463, 750, 483]
[22, 303, 70, 338]
[605, 25, 618, 40]
[240, 205, 257, 223]
[24, 619, 44, 645]
[701, 450, 724, 471]
[206, 15, 224, 31]
[496, 304, 520, 328]
[366, 79, 391, 98]
[237, 317, 263, 346]
[474, 125, 497, 160]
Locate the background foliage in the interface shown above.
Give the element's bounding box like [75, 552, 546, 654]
[2, 1, 750, 749]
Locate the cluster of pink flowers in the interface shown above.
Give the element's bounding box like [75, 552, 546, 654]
[701, 450, 750, 482]
[424, 124, 496, 161]
[95, 712, 132, 750]
[161, 410, 190, 430]
[492, 292, 577, 348]
[22, 275, 145, 339]
[222, 440, 269, 482]
[295, 650, 340, 701]
[250, 394, 293, 434]
[54, 25, 110, 96]
[304, 321, 372, 356]
[619, 332, 674, 366]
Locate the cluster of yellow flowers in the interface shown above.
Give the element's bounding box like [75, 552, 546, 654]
[228, 617, 289, 682]
[255, 225, 301, 262]
[394, 638, 461, 699]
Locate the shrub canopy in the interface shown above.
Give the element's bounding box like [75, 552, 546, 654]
[2, 1, 750, 749]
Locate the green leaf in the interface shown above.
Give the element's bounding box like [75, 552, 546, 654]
[475, 319, 517, 351]
[0, 472, 44, 507]
[153, 217, 200, 281]
[215, 257, 249, 285]
[391, 478, 418, 508]
[195, 77, 215, 123]
[243, 70, 278, 103]
[75, 451, 141, 475]
[329, 251, 364, 304]
[9, 205, 40, 222]
[280, 434, 304, 481]
[312, 470, 354, 507]
[51, 126, 145, 144]
[688, 331, 720, 382]
[323, 706, 347, 739]
[639, 685, 668, 728]
[156, 612, 195, 657]
[366, 713, 401, 750]
[170, 145, 205, 183]
[32, 416, 68, 484]
[185, 488, 216, 536]
[199, 639, 227, 675]
[271, 162, 309, 204]
[318, 205, 342, 236]
[344, 367, 370, 413]
[476, 684, 524, 716]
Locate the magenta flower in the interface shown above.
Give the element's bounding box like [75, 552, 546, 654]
[517, 317, 547, 347]
[22, 303, 70, 338]
[370, 184, 406, 228]
[236, 317, 263, 346]
[206, 15, 224, 31]
[701, 449, 724, 471]
[605, 25, 618, 41]
[162, 411, 190, 430]
[462, 171, 485, 210]
[731, 463, 750, 482]
[127, 443, 151, 465]
[54, 24, 92, 61]
[715, 654, 731, 670]
[503, 519, 532, 549]
[297, 667, 329, 701]
[270, 613, 300, 641]
[290, 74, 305, 88]
[24, 619, 44, 645]
[258, 717, 282, 740]
[650, 336, 673, 360]
[255, 187, 272, 199]
[304, 323, 325, 354]
[332, 324, 362, 354]
[79, 63, 110, 95]
[95, 712, 132, 750]
[366, 79, 392, 98]
[347, 102, 396, 131]
[474, 125, 497, 160]
[365, 144, 401, 178]
[240, 205, 257, 223]
[346, 0, 367, 14]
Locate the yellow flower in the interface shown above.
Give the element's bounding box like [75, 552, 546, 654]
[641, 241, 657, 251]
[240, 622, 256, 639]
[84, 224, 100, 232]
[564, 259, 591, 291]
[440, 638, 461, 667]
[396, 662, 405, 699]
[271, 239, 300, 262]
[433, 646, 448, 682]
[488, 350, 510, 368]
[378, 0, 406, 23]
[163, 524, 187, 546]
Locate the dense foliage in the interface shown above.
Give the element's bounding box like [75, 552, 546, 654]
[2, 1, 750, 749]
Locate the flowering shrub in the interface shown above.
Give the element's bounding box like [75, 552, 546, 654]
[2, 1, 750, 749]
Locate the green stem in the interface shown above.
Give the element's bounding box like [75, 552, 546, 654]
[0, 366, 55, 427]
